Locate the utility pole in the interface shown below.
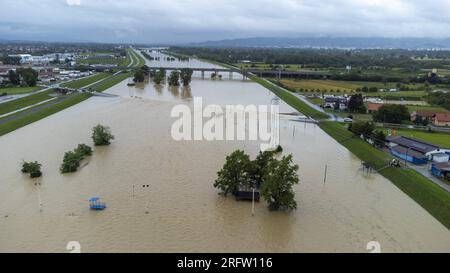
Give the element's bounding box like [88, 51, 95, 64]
[251, 188, 255, 216]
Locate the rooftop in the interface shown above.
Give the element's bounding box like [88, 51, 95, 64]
[367, 103, 383, 112]
[387, 136, 441, 154]
[434, 113, 450, 122]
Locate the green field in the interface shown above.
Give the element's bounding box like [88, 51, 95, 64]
[90, 72, 132, 92]
[319, 121, 450, 229]
[0, 86, 42, 95]
[130, 49, 145, 67]
[61, 73, 111, 89]
[0, 90, 54, 116]
[279, 79, 428, 98]
[0, 93, 91, 137]
[367, 90, 426, 99]
[406, 105, 450, 113]
[251, 76, 329, 119]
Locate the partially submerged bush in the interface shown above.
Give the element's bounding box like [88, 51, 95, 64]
[74, 144, 93, 157]
[60, 143, 93, 173]
[92, 124, 114, 146]
[60, 151, 82, 173]
[21, 161, 42, 178]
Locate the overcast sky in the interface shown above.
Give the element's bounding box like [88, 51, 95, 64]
[1, 0, 450, 44]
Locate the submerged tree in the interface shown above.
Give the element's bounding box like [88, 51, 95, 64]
[261, 155, 299, 211]
[60, 151, 83, 173]
[168, 70, 180, 86]
[251, 151, 275, 183]
[21, 161, 42, 178]
[74, 144, 93, 157]
[92, 124, 115, 146]
[153, 70, 165, 84]
[133, 70, 145, 83]
[180, 68, 193, 86]
[214, 150, 254, 196]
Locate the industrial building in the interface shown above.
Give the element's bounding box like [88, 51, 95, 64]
[386, 136, 450, 164]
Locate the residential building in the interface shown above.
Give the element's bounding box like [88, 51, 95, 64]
[367, 103, 383, 113]
[433, 113, 450, 127]
[411, 110, 436, 123]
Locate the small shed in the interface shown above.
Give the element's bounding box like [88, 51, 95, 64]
[431, 163, 450, 180]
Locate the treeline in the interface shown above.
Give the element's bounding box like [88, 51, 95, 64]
[427, 91, 450, 110]
[169, 47, 450, 69]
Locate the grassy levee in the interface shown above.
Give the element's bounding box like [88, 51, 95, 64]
[61, 73, 111, 89]
[0, 93, 92, 136]
[90, 72, 131, 92]
[0, 86, 42, 95]
[130, 49, 145, 67]
[250, 76, 329, 119]
[319, 121, 450, 228]
[0, 90, 53, 115]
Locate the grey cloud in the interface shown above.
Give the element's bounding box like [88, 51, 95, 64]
[0, 0, 449, 43]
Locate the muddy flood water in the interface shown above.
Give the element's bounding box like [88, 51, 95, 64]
[0, 53, 449, 252]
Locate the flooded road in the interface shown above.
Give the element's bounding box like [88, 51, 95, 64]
[0, 52, 449, 252]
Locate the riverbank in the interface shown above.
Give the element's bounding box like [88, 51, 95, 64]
[250, 74, 450, 229]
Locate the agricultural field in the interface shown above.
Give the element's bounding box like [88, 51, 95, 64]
[406, 105, 450, 113]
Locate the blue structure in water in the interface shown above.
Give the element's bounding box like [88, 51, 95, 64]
[89, 197, 106, 210]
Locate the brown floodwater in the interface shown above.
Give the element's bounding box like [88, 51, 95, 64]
[0, 54, 449, 253]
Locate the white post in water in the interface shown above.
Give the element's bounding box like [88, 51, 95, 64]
[252, 188, 255, 216]
[37, 186, 42, 212]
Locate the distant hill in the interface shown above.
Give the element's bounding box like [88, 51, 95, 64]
[187, 37, 450, 49]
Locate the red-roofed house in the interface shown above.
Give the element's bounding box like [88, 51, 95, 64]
[411, 110, 436, 122]
[433, 113, 450, 127]
[367, 103, 383, 113]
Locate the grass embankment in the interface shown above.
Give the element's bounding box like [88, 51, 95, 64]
[127, 49, 145, 67]
[61, 73, 111, 89]
[90, 72, 132, 92]
[319, 121, 450, 229]
[0, 93, 92, 136]
[0, 86, 42, 95]
[249, 73, 450, 228]
[251, 76, 328, 119]
[0, 90, 53, 116]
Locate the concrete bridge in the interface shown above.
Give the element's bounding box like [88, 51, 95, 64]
[63, 65, 333, 79]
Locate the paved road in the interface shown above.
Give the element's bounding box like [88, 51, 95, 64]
[0, 93, 80, 125]
[407, 162, 450, 192]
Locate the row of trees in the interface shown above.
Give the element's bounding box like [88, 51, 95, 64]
[348, 121, 386, 148]
[134, 66, 194, 86]
[214, 149, 299, 211]
[8, 68, 39, 87]
[372, 104, 410, 124]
